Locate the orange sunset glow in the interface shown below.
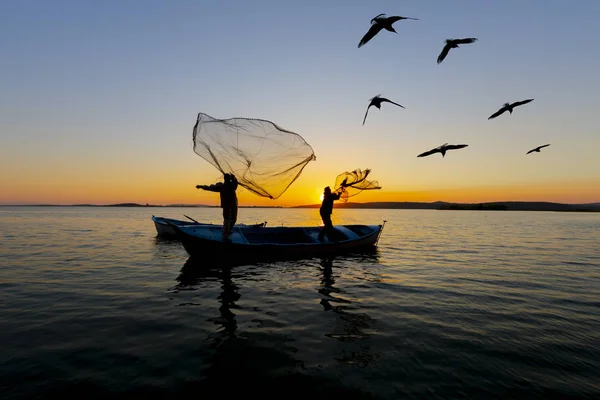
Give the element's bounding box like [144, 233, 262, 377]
[3, 166, 599, 207]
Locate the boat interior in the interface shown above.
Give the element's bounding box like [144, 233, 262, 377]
[181, 224, 379, 245]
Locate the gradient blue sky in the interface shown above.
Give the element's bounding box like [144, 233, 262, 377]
[1, 0, 599, 205]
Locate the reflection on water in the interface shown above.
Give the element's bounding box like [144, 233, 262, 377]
[319, 256, 380, 369]
[168, 255, 383, 398]
[177, 259, 240, 341]
[4, 207, 599, 399]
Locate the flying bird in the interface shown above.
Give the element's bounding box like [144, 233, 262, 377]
[488, 99, 534, 120]
[362, 94, 405, 125]
[417, 143, 468, 158]
[437, 38, 478, 64]
[358, 13, 418, 48]
[526, 144, 550, 154]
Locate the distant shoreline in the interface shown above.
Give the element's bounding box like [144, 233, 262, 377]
[0, 203, 284, 209]
[293, 201, 600, 212]
[3, 201, 599, 212]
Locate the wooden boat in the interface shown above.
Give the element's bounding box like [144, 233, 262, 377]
[167, 220, 386, 262]
[152, 215, 266, 237]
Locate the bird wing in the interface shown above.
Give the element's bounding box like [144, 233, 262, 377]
[380, 98, 406, 109]
[358, 23, 383, 48]
[513, 99, 534, 107]
[370, 13, 387, 24]
[538, 144, 550, 150]
[526, 149, 535, 154]
[437, 43, 451, 64]
[488, 107, 507, 120]
[386, 15, 419, 23]
[417, 148, 440, 157]
[455, 37, 478, 44]
[446, 144, 468, 150]
[362, 105, 372, 125]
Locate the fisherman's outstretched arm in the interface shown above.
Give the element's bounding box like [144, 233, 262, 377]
[195, 184, 223, 192]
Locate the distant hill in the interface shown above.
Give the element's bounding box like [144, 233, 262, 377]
[7, 203, 213, 208]
[293, 201, 448, 209]
[71, 203, 281, 208]
[105, 203, 152, 207]
[292, 201, 600, 212]
[437, 202, 600, 212]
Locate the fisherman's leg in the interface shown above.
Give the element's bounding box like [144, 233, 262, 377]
[229, 207, 238, 231]
[222, 208, 231, 239]
[324, 217, 334, 240]
[318, 215, 327, 241]
[319, 215, 333, 241]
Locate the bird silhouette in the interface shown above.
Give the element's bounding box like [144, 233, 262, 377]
[488, 99, 534, 120]
[437, 38, 478, 64]
[358, 13, 418, 48]
[526, 144, 550, 154]
[417, 143, 468, 158]
[362, 95, 405, 125]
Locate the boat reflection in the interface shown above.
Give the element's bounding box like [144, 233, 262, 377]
[173, 252, 383, 396]
[317, 251, 381, 368]
[176, 258, 240, 341]
[175, 258, 303, 392]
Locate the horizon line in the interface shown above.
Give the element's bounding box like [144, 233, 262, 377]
[2, 199, 600, 208]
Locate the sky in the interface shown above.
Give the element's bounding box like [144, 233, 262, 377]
[1, 0, 599, 206]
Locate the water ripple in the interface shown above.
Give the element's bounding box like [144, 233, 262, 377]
[1, 207, 600, 399]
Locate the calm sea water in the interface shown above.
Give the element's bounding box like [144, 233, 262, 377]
[1, 206, 600, 399]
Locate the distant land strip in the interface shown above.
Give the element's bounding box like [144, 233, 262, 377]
[294, 201, 600, 212]
[4, 201, 600, 212]
[2, 203, 283, 209]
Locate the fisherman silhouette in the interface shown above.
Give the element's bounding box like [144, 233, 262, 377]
[318, 186, 343, 242]
[196, 173, 239, 241]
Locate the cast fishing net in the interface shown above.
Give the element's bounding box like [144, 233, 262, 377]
[192, 113, 317, 199]
[333, 168, 382, 202]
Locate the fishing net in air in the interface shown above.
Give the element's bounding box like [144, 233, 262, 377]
[192, 113, 317, 199]
[333, 168, 382, 202]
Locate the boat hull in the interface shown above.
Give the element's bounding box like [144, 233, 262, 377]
[170, 223, 385, 263]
